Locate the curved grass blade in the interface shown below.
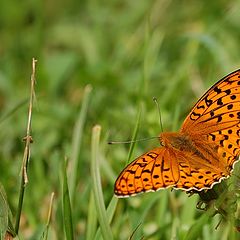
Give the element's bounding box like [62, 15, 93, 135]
[86, 192, 97, 240]
[62, 159, 74, 240]
[91, 125, 113, 240]
[93, 196, 118, 240]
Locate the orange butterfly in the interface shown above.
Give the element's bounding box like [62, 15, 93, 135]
[115, 69, 240, 197]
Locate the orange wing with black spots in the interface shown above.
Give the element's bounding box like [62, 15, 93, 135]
[114, 144, 229, 197]
[182, 70, 240, 134]
[181, 69, 240, 171]
[115, 69, 240, 197]
[115, 148, 177, 196]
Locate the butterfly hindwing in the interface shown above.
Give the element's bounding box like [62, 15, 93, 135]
[114, 147, 178, 197]
[114, 144, 228, 197]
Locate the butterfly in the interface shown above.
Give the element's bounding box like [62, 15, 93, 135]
[114, 69, 240, 197]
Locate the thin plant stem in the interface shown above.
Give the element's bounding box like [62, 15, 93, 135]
[14, 58, 37, 234]
[41, 192, 55, 240]
[46, 192, 55, 235]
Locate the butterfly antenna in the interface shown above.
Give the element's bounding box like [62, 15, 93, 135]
[108, 136, 159, 145]
[153, 97, 163, 133]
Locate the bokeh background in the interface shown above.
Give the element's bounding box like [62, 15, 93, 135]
[0, 1, 240, 239]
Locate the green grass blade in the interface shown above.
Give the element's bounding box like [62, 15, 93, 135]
[40, 192, 55, 240]
[0, 184, 9, 239]
[0, 183, 15, 239]
[91, 125, 113, 240]
[184, 209, 214, 240]
[62, 159, 74, 240]
[0, 98, 28, 124]
[92, 105, 142, 240]
[86, 191, 97, 240]
[69, 84, 92, 201]
[143, 20, 164, 96]
[126, 104, 142, 164]
[94, 196, 118, 240]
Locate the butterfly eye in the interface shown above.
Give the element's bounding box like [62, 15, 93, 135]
[159, 137, 164, 146]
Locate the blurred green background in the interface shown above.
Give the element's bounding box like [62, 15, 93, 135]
[0, 0, 240, 239]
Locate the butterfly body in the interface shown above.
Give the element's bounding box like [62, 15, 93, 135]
[115, 69, 240, 197]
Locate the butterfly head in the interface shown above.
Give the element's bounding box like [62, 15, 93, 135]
[159, 132, 192, 151]
[159, 132, 177, 146]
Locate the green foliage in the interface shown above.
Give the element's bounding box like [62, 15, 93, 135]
[91, 126, 113, 240]
[62, 159, 74, 240]
[0, 0, 240, 239]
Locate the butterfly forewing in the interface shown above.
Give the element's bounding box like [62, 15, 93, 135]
[208, 124, 240, 171]
[181, 69, 240, 171]
[181, 70, 240, 134]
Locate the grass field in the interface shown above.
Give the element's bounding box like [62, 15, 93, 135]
[1, 1, 240, 239]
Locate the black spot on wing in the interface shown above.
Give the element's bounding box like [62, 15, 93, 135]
[204, 95, 213, 107]
[214, 86, 222, 94]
